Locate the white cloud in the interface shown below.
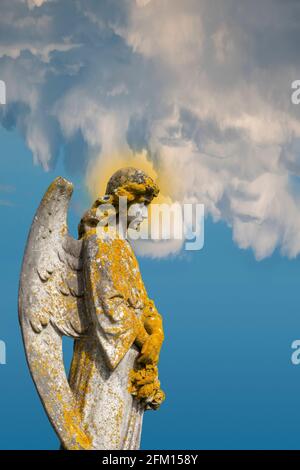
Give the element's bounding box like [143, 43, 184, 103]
[118, 0, 203, 66]
[1, 0, 300, 259]
[0, 42, 79, 62]
[27, 0, 51, 9]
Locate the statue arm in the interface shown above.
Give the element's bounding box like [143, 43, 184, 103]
[129, 298, 166, 410]
[135, 322, 150, 349]
[136, 299, 164, 365]
[96, 284, 164, 368]
[100, 291, 150, 362]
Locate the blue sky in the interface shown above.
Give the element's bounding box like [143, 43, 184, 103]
[1, 125, 300, 449]
[1, 0, 300, 450]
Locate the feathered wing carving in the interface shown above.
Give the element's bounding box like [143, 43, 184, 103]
[18, 177, 92, 450]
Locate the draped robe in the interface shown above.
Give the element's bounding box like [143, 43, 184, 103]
[68, 231, 151, 449]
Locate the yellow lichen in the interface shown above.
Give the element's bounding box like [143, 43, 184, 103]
[128, 364, 165, 410]
[80, 227, 165, 408]
[62, 406, 92, 450]
[76, 168, 165, 411]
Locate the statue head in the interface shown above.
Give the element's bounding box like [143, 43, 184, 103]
[79, 167, 160, 237]
[105, 167, 159, 205]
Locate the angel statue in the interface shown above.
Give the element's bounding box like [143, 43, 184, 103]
[18, 167, 165, 450]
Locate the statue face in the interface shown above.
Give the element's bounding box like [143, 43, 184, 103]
[127, 202, 148, 230]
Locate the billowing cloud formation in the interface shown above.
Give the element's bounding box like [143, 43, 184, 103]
[1, 0, 300, 259]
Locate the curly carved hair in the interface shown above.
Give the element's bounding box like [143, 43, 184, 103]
[78, 167, 159, 238]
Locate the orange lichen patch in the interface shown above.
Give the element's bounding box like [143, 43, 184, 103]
[141, 300, 164, 345]
[60, 224, 68, 237]
[137, 334, 163, 365]
[93, 236, 143, 367]
[68, 340, 96, 414]
[113, 178, 159, 204]
[83, 229, 165, 393]
[80, 217, 165, 406]
[96, 237, 148, 306]
[55, 389, 92, 450]
[86, 151, 168, 201]
[62, 406, 92, 450]
[135, 303, 164, 365]
[91, 177, 159, 213]
[128, 364, 165, 411]
[28, 342, 92, 450]
[42, 177, 73, 210]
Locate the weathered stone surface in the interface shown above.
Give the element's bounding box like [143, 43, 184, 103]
[19, 172, 165, 450]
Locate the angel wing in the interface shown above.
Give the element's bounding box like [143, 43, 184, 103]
[18, 177, 92, 450]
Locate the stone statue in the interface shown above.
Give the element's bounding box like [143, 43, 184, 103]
[18, 167, 165, 450]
